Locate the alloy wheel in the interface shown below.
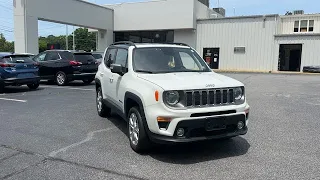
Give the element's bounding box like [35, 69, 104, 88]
[129, 112, 139, 146]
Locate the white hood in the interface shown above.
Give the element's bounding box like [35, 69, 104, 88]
[137, 72, 243, 90]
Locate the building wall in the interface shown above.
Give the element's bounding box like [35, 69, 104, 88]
[275, 35, 320, 70]
[105, 0, 196, 31]
[174, 29, 197, 48]
[195, 1, 223, 19]
[14, 0, 113, 54]
[196, 16, 279, 71]
[280, 15, 320, 34]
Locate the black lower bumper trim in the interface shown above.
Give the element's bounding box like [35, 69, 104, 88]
[148, 127, 247, 144]
[4, 77, 40, 85]
[147, 114, 248, 144]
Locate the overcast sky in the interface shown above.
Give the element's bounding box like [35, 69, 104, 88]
[0, 0, 319, 41]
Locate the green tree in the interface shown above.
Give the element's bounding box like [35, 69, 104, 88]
[0, 34, 14, 52]
[37, 28, 97, 52]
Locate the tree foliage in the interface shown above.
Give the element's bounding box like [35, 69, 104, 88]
[0, 34, 14, 52]
[0, 28, 97, 53]
[38, 28, 97, 52]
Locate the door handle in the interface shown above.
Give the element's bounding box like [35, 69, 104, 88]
[109, 77, 113, 83]
[100, 72, 104, 76]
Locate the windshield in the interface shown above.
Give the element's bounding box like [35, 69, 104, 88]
[133, 47, 210, 73]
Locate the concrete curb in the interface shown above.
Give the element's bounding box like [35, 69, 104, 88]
[212, 69, 320, 75]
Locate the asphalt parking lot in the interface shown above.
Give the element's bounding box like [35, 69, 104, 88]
[1, 73, 320, 180]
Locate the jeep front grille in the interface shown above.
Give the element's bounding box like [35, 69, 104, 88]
[185, 88, 235, 108]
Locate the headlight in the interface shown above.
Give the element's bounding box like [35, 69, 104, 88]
[165, 91, 180, 106]
[234, 87, 243, 100]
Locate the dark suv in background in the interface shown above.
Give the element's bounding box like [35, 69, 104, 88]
[33, 50, 98, 86]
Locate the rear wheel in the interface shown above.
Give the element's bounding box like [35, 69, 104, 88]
[27, 83, 39, 90]
[83, 78, 94, 85]
[128, 107, 151, 153]
[96, 87, 111, 117]
[55, 71, 68, 86]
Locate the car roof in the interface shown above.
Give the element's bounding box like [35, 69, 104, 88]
[45, 50, 92, 54]
[0, 53, 34, 58]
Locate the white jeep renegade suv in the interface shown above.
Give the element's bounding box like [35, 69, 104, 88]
[95, 42, 250, 153]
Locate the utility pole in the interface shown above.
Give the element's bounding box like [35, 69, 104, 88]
[217, 0, 220, 7]
[65, 25, 68, 50]
[233, 7, 236, 16]
[73, 26, 75, 50]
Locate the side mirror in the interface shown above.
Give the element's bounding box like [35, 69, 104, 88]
[111, 64, 125, 75]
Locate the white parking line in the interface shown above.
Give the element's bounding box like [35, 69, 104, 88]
[41, 85, 94, 91]
[0, 98, 27, 103]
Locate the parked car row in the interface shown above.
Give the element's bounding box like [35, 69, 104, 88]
[0, 50, 100, 93]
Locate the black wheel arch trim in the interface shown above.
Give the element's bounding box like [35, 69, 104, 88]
[124, 92, 150, 130]
[95, 78, 101, 87]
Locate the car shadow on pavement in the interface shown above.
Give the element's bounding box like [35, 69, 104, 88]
[40, 80, 94, 86]
[107, 113, 250, 164]
[148, 137, 250, 164]
[1, 86, 44, 94]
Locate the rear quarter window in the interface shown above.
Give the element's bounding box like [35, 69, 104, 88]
[59, 52, 75, 60]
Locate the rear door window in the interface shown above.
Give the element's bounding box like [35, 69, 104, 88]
[45, 52, 60, 61]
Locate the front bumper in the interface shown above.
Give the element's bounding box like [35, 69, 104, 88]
[144, 102, 249, 143]
[68, 73, 96, 80]
[4, 76, 40, 85]
[148, 114, 248, 144]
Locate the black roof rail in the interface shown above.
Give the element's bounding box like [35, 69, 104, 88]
[111, 41, 136, 47]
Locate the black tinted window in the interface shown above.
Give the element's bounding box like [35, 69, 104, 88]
[115, 49, 128, 67]
[74, 53, 95, 61]
[92, 54, 103, 59]
[46, 52, 60, 60]
[2, 55, 34, 63]
[59, 52, 74, 60]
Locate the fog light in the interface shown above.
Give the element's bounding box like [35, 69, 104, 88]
[176, 128, 185, 137]
[237, 121, 244, 130]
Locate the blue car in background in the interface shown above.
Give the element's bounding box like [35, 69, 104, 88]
[0, 53, 40, 93]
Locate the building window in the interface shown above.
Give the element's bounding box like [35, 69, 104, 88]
[114, 30, 174, 43]
[294, 20, 315, 33]
[294, 21, 299, 32]
[309, 20, 314, 32]
[300, 20, 308, 32]
[234, 47, 245, 54]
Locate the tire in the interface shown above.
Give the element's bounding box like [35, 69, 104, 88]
[55, 71, 68, 86]
[128, 106, 151, 153]
[27, 83, 40, 90]
[83, 78, 94, 85]
[0, 82, 4, 94]
[96, 87, 111, 117]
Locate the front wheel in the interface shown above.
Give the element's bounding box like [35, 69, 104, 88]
[128, 107, 151, 153]
[55, 71, 68, 86]
[27, 83, 39, 90]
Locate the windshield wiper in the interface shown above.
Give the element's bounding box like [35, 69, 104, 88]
[135, 70, 154, 74]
